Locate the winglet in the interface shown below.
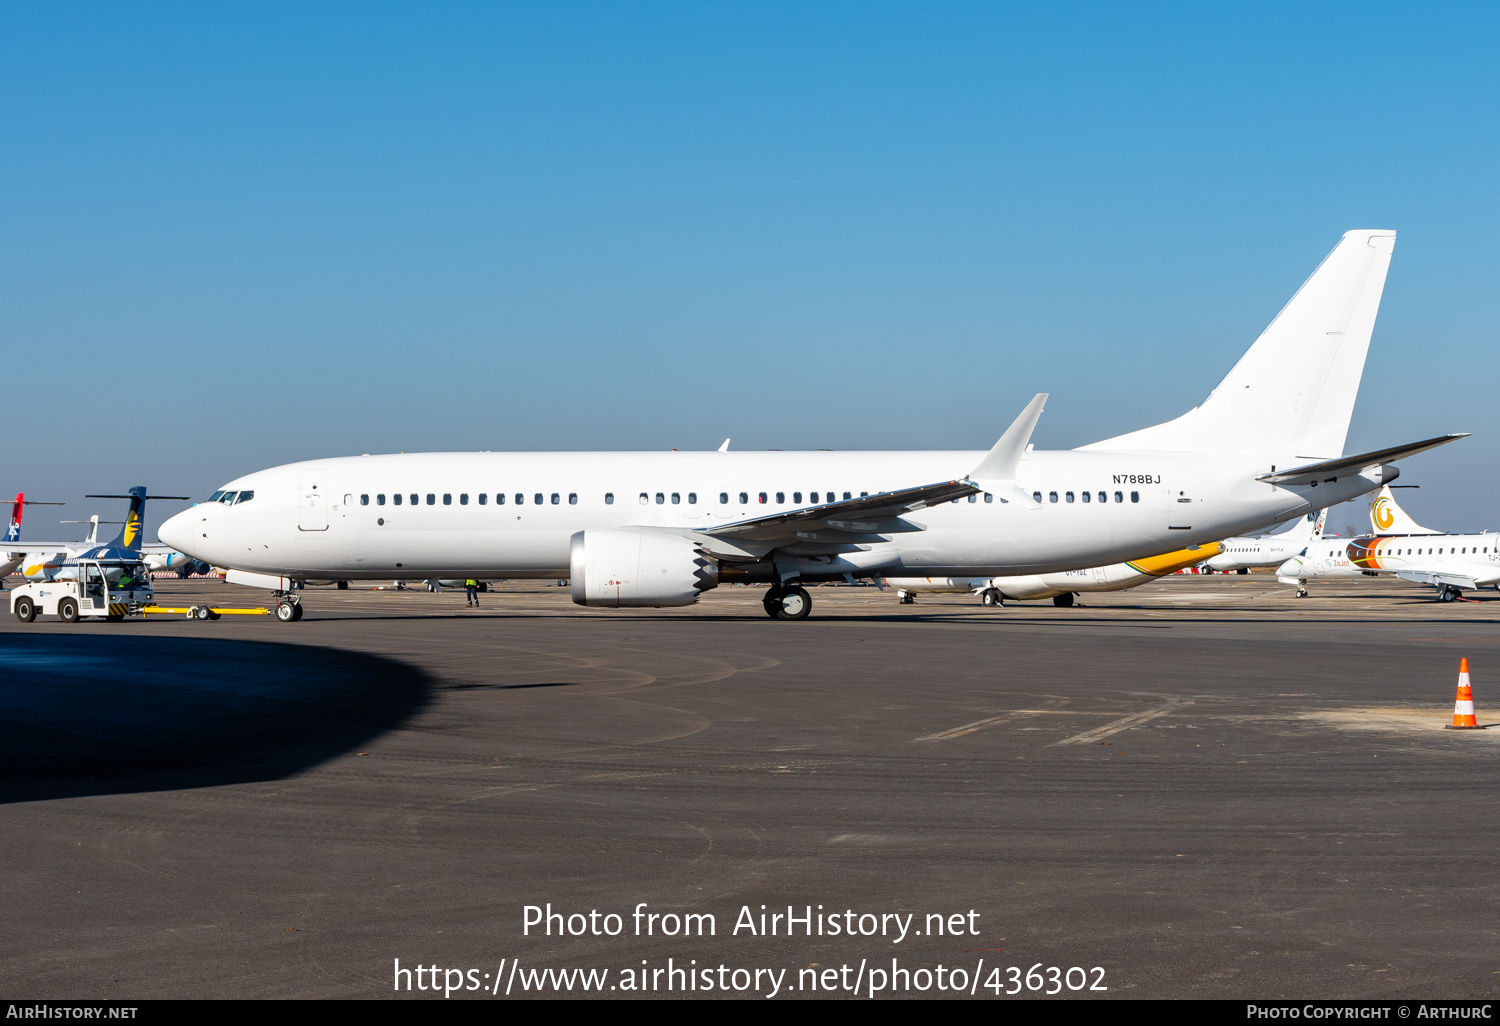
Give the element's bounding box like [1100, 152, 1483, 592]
[718, 438, 730, 453]
[971, 394, 1048, 481]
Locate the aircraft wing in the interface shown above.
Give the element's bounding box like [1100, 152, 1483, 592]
[1256, 434, 1468, 486]
[0, 543, 76, 554]
[696, 479, 980, 543]
[1394, 568, 1500, 590]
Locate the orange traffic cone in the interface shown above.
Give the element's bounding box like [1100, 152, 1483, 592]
[1444, 658, 1485, 730]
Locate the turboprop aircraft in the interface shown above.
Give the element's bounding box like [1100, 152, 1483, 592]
[1277, 486, 1500, 601]
[11, 488, 190, 582]
[887, 541, 1223, 606]
[159, 229, 1465, 622]
[1201, 509, 1329, 573]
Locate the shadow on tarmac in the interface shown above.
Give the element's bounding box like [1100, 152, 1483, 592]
[0, 632, 432, 803]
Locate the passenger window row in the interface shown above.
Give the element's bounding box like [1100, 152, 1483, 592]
[1032, 490, 1139, 504]
[358, 492, 581, 507]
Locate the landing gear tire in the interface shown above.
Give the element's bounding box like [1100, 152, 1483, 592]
[1237, 567, 1250, 575]
[1295, 587, 1309, 598]
[275, 601, 297, 622]
[981, 589, 1003, 607]
[764, 586, 812, 620]
[1053, 592, 1075, 608]
[337, 580, 349, 590]
[58, 598, 79, 623]
[290, 601, 303, 621]
[14, 597, 35, 623]
[897, 591, 915, 605]
[1439, 586, 1461, 603]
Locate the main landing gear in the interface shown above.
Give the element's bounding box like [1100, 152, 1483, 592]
[980, 589, 1003, 607]
[1053, 592, 1076, 608]
[1437, 584, 1463, 603]
[763, 585, 812, 620]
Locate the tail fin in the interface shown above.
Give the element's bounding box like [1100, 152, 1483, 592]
[1082, 229, 1396, 458]
[1370, 485, 1441, 535]
[1274, 508, 1328, 544]
[4, 493, 21, 544]
[85, 487, 148, 554]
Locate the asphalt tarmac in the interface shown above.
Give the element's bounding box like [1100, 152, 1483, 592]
[2, 574, 1498, 999]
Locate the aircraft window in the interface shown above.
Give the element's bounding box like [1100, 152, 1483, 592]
[516, 494, 525, 505]
[1049, 492, 1058, 503]
[534, 493, 543, 505]
[208, 491, 225, 502]
[739, 492, 748, 504]
[968, 494, 976, 503]
[758, 492, 767, 504]
[984, 493, 993, 503]
[219, 491, 237, 504]
[393, 493, 402, 505]
[719, 492, 728, 504]
[640, 493, 649, 504]
[776, 492, 785, 504]
[236, 491, 254, 504]
[671, 493, 680, 504]
[478, 493, 487, 505]
[1114, 491, 1123, 503]
[1130, 491, 1139, 503]
[861, 491, 868, 497]
[604, 493, 613, 504]
[427, 494, 437, 505]
[688, 492, 697, 504]
[843, 492, 851, 500]
[1098, 492, 1106, 503]
[794, 492, 802, 503]
[655, 492, 665, 504]
[1033, 491, 1042, 503]
[361, 494, 370, 506]
[1081, 491, 1090, 503]
[569, 493, 577, 505]
[1066, 491, 1075, 503]
[497, 493, 506, 505]
[377, 494, 386, 506]
[410, 494, 418, 505]
[810, 492, 819, 503]
[443, 494, 452, 505]
[550, 493, 559, 505]
[459, 494, 468, 505]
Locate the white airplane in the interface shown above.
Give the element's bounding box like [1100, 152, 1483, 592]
[159, 229, 1465, 623]
[1201, 509, 1328, 573]
[888, 541, 1223, 607]
[1277, 486, 1500, 601]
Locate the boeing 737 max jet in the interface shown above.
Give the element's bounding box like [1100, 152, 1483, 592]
[158, 230, 1463, 621]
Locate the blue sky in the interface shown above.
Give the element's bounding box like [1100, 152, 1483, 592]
[3, 2, 1496, 538]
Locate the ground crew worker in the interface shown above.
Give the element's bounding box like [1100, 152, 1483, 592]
[465, 579, 479, 606]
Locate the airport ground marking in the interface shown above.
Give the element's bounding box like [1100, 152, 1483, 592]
[1054, 697, 1191, 746]
[914, 711, 1041, 743]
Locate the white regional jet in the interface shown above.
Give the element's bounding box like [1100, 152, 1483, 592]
[1201, 509, 1328, 573]
[1276, 486, 1500, 602]
[159, 230, 1464, 622]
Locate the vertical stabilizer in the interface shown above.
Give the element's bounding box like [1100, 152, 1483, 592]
[1082, 230, 1396, 458]
[4, 493, 21, 544]
[1370, 486, 1442, 535]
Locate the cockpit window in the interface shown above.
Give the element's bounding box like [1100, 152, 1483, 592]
[234, 490, 254, 504]
[208, 491, 225, 502]
[218, 491, 238, 504]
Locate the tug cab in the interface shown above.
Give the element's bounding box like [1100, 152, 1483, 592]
[10, 559, 153, 623]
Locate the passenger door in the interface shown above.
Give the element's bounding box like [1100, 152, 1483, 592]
[299, 471, 328, 531]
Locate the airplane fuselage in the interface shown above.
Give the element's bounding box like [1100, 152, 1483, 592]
[163, 449, 1381, 583]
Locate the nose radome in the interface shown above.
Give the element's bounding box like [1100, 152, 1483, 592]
[157, 509, 195, 554]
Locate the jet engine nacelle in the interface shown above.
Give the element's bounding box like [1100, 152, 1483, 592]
[569, 529, 718, 607]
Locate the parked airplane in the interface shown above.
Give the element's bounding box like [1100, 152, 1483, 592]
[1277, 486, 1500, 601]
[0, 493, 65, 582]
[8, 488, 190, 581]
[1201, 509, 1328, 573]
[887, 541, 1223, 606]
[159, 229, 1464, 622]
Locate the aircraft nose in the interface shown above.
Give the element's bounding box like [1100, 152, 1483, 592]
[157, 508, 195, 554]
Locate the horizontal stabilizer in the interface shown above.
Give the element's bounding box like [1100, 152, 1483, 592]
[1256, 434, 1467, 486]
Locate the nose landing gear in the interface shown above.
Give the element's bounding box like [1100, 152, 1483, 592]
[273, 595, 303, 621]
